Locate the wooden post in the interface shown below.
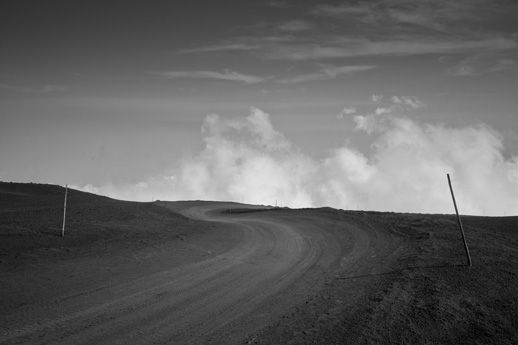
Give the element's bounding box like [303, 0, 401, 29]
[62, 184, 68, 237]
[447, 174, 472, 267]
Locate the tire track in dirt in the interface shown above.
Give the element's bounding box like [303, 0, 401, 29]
[0, 204, 326, 344]
[0, 203, 402, 344]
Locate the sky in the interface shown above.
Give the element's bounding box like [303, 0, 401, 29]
[1, 0, 518, 215]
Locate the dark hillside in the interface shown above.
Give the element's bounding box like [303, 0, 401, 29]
[0, 182, 190, 269]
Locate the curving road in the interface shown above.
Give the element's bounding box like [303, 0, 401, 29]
[1, 202, 401, 344]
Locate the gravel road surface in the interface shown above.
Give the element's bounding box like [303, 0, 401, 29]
[1, 202, 400, 344]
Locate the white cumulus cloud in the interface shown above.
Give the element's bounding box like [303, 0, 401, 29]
[77, 107, 518, 216]
[338, 106, 357, 119]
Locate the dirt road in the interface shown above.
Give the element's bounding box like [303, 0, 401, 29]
[1, 201, 401, 344]
[3, 184, 518, 344]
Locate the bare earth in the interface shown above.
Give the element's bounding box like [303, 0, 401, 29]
[1, 182, 517, 344]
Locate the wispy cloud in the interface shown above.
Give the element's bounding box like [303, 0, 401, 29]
[176, 34, 298, 54]
[371, 94, 383, 102]
[312, 3, 375, 20]
[268, 1, 290, 8]
[178, 0, 517, 66]
[260, 88, 290, 94]
[357, 95, 427, 125]
[391, 96, 427, 109]
[448, 53, 518, 76]
[0, 84, 69, 93]
[177, 43, 260, 54]
[312, 0, 509, 35]
[182, 34, 515, 63]
[151, 69, 268, 84]
[259, 37, 516, 60]
[448, 63, 479, 77]
[304, 0, 518, 64]
[277, 20, 313, 32]
[490, 59, 516, 72]
[337, 106, 357, 119]
[278, 65, 376, 84]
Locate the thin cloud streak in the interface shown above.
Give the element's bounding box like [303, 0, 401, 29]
[0, 84, 69, 93]
[177, 43, 261, 54]
[277, 20, 314, 32]
[151, 70, 269, 84]
[268, 1, 290, 8]
[448, 54, 518, 76]
[177, 34, 298, 55]
[312, 0, 511, 34]
[176, 0, 517, 70]
[180, 34, 515, 62]
[278, 65, 377, 84]
[258, 37, 516, 60]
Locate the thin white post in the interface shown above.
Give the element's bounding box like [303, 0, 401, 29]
[62, 184, 68, 237]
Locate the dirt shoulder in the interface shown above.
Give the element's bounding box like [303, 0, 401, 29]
[251, 211, 518, 345]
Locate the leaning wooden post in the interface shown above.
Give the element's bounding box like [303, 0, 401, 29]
[62, 184, 68, 237]
[447, 174, 472, 267]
